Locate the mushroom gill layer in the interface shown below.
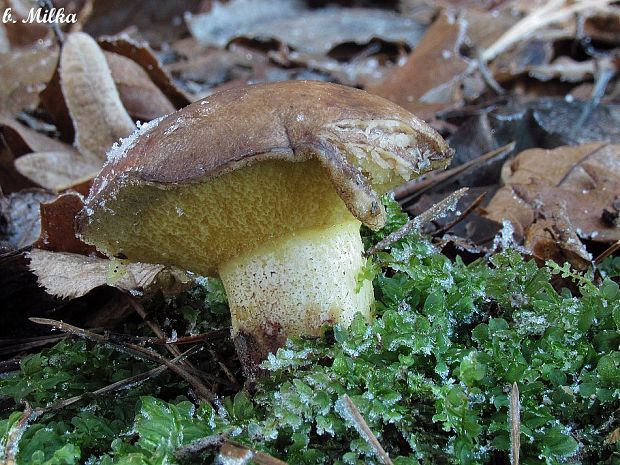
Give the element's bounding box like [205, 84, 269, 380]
[83, 158, 358, 276]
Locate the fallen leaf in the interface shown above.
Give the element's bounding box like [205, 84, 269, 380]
[60, 32, 135, 161]
[0, 43, 58, 114]
[98, 35, 191, 108]
[0, 145, 35, 193]
[525, 203, 592, 270]
[0, 115, 75, 156]
[0, 189, 56, 253]
[165, 47, 255, 91]
[485, 142, 620, 244]
[28, 248, 165, 299]
[199, 6, 424, 55]
[446, 98, 620, 186]
[1, 0, 51, 49]
[82, 0, 201, 46]
[39, 65, 75, 143]
[368, 12, 479, 121]
[185, 0, 303, 48]
[34, 192, 98, 256]
[584, 8, 620, 44]
[14, 151, 101, 192]
[104, 51, 176, 121]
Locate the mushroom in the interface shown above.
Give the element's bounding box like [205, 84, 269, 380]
[77, 81, 452, 371]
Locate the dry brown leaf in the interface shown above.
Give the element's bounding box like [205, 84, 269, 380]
[104, 51, 176, 121]
[186, 0, 302, 47]
[0, 115, 76, 155]
[39, 65, 75, 142]
[166, 46, 257, 89]
[34, 192, 98, 256]
[28, 248, 165, 299]
[1, 0, 51, 49]
[14, 151, 101, 192]
[189, 2, 425, 55]
[0, 189, 56, 252]
[486, 142, 620, 244]
[584, 8, 620, 44]
[525, 204, 592, 270]
[81, 0, 200, 46]
[60, 32, 135, 161]
[0, 145, 35, 193]
[98, 35, 191, 108]
[0, 43, 58, 114]
[367, 12, 477, 121]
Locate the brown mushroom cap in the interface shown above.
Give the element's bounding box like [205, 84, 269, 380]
[78, 81, 452, 275]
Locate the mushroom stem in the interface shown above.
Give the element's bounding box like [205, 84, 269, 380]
[218, 220, 373, 370]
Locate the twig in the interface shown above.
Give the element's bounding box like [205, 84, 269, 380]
[0, 334, 67, 356]
[571, 58, 616, 140]
[175, 433, 228, 460]
[594, 240, 620, 265]
[338, 395, 394, 465]
[127, 297, 184, 357]
[36, 348, 197, 415]
[366, 188, 469, 256]
[481, 0, 613, 64]
[127, 297, 223, 392]
[556, 142, 609, 187]
[29, 318, 218, 404]
[477, 51, 505, 95]
[394, 142, 516, 204]
[433, 192, 487, 236]
[216, 441, 289, 465]
[510, 382, 521, 465]
[208, 348, 239, 388]
[105, 328, 230, 346]
[1, 402, 39, 465]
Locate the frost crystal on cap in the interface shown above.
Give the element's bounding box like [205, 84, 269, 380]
[106, 116, 165, 164]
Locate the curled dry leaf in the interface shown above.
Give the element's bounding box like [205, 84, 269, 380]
[368, 12, 480, 121]
[485, 142, 620, 246]
[14, 151, 101, 192]
[1, 0, 51, 48]
[525, 204, 592, 270]
[0, 189, 56, 253]
[0, 114, 75, 155]
[165, 46, 256, 91]
[185, 0, 303, 48]
[60, 32, 135, 161]
[28, 248, 165, 299]
[98, 35, 191, 108]
[0, 145, 35, 193]
[104, 51, 176, 121]
[0, 115, 98, 193]
[0, 43, 58, 114]
[192, 5, 425, 55]
[34, 192, 98, 256]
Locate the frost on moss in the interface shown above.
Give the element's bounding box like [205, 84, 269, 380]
[1, 197, 619, 465]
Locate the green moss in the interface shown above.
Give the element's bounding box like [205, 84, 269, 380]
[1, 197, 618, 464]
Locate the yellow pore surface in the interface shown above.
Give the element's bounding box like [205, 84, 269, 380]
[88, 158, 357, 276]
